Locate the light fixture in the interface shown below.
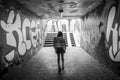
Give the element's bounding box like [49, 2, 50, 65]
[59, 8, 63, 13]
[58, 0, 64, 4]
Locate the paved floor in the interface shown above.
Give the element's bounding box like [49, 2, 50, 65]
[1, 47, 120, 80]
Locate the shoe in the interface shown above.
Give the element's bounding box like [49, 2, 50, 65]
[58, 67, 61, 72]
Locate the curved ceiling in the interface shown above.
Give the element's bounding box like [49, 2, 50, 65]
[16, 0, 102, 18]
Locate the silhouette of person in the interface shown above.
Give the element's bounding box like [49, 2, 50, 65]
[54, 31, 66, 72]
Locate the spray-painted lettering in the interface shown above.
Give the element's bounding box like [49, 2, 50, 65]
[0, 9, 41, 63]
[106, 6, 120, 62]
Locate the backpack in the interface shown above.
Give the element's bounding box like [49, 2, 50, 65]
[54, 37, 66, 48]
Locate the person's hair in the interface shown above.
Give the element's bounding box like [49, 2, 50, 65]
[57, 31, 63, 37]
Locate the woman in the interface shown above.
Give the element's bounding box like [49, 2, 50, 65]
[54, 31, 66, 72]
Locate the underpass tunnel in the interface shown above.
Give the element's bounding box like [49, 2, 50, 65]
[0, 0, 120, 80]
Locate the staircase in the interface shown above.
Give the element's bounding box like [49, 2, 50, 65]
[44, 33, 68, 47]
[70, 33, 76, 46]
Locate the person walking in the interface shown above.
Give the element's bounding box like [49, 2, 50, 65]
[54, 31, 66, 72]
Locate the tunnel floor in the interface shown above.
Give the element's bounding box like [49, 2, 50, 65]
[1, 47, 120, 80]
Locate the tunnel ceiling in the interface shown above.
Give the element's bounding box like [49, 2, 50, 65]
[15, 0, 102, 18]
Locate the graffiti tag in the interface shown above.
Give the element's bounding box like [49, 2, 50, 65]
[0, 9, 41, 63]
[106, 6, 120, 62]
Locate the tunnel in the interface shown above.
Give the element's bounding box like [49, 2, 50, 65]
[0, 0, 120, 80]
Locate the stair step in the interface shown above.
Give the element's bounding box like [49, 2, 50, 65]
[70, 33, 76, 46]
[44, 33, 72, 47]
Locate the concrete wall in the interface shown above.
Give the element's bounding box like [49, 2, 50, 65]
[80, 0, 120, 75]
[0, 0, 44, 77]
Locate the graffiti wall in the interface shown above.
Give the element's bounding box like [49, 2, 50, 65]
[80, 0, 120, 75]
[80, 13, 101, 49]
[0, 0, 43, 76]
[44, 19, 81, 32]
